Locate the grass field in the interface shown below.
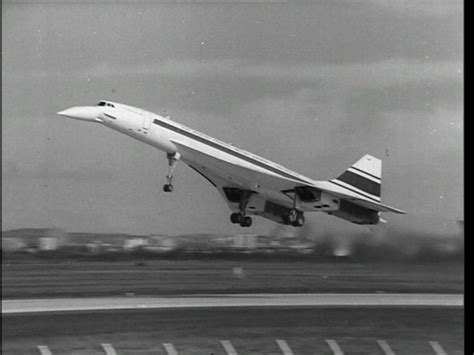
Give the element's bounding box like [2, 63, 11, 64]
[2, 256, 464, 354]
[2, 255, 464, 298]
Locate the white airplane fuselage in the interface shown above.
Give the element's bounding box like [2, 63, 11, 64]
[59, 101, 317, 209]
[58, 100, 404, 227]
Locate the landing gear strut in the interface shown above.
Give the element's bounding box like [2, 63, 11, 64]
[283, 189, 305, 227]
[230, 190, 253, 227]
[163, 152, 181, 192]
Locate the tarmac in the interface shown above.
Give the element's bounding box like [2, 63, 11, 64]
[2, 293, 463, 314]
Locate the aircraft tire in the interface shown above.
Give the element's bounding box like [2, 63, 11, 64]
[284, 210, 297, 225]
[292, 214, 305, 227]
[230, 213, 239, 224]
[163, 184, 173, 192]
[240, 216, 252, 227]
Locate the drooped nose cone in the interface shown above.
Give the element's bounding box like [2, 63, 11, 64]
[57, 106, 101, 122]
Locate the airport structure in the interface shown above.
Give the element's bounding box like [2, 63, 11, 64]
[1, 229, 313, 255]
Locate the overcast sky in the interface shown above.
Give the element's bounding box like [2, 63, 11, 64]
[2, 1, 463, 235]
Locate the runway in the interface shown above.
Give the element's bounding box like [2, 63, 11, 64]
[2, 303, 463, 354]
[2, 293, 463, 314]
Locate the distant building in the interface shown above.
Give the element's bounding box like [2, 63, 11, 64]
[86, 240, 103, 253]
[1, 237, 27, 252]
[39, 237, 58, 251]
[124, 238, 149, 251]
[1, 228, 66, 251]
[232, 234, 257, 249]
[144, 236, 181, 253]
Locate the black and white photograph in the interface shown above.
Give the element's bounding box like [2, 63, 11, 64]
[2, 1, 463, 354]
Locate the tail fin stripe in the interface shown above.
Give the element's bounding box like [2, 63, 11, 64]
[329, 180, 381, 202]
[349, 166, 381, 181]
[347, 167, 381, 183]
[336, 170, 381, 197]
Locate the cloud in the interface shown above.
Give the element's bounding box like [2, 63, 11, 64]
[366, 0, 463, 17]
[8, 58, 459, 92]
[2, 161, 114, 182]
[77, 58, 462, 91]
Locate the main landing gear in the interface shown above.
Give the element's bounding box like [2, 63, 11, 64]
[230, 190, 253, 228]
[163, 152, 181, 193]
[283, 209, 305, 227]
[283, 189, 305, 227]
[230, 212, 252, 227]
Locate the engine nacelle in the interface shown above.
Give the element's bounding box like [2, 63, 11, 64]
[329, 199, 380, 225]
[238, 197, 295, 225]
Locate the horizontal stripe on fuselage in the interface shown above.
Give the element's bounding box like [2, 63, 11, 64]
[153, 118, 311, 185]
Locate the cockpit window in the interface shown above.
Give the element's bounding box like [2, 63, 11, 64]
[97, 101, 115, 108]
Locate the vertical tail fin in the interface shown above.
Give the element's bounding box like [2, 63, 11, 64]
[334, 154, 382, 201]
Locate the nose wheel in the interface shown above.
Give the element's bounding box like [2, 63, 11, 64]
[163, 184, 174, 192]
[163, 152, 180, 193]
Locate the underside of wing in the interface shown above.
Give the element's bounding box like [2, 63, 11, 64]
[311, 180, 405, 214]
[171, 139, 307, 199]
[180, 151, 298, 225]
[173, 140, 404, 226]
[172, 139, 315, 224]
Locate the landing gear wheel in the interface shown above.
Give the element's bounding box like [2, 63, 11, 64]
[284, 209, 304, 227]
[240, 216, 252, 228]
[163, 184, 173, 192]
[287, 209, 298, 224]
[230, 190, 255, 227]
[291, 213, 305, 227]
[230, 212, 243, 224]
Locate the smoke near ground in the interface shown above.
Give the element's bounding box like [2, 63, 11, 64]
[272, 213, 464, 262]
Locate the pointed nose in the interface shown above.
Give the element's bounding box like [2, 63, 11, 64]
[57, 106, 101, 121]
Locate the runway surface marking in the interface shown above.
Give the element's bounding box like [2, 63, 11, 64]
[163, 343, 178, 355]
[28, 340, 455, 355]
[326, 339, 344, 355]
[275, 339, 294, 355]
[220, 340, 238, 355]
[101, 343, 117, 355]
[1, 293, 463, 314]
[377, 340, 396, 355]
[37, 345, 52, 355]
[429, 341, 447, 355]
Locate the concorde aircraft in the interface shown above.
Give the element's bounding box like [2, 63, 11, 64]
[58, 100, 404, 228]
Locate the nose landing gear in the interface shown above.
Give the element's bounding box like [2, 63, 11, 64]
[163, 152, 181, 193]
[163, 184, 174, 192]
